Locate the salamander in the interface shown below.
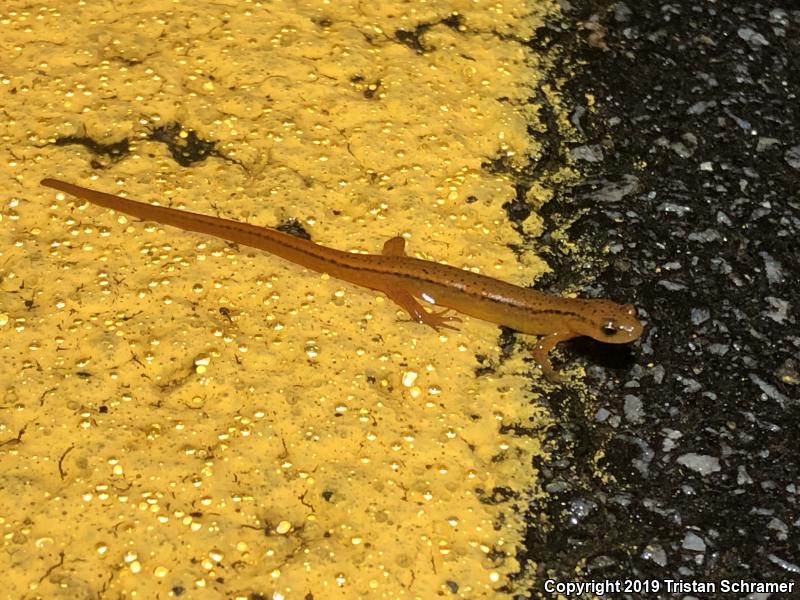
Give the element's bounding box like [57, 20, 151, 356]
[40, 178, 644, 379]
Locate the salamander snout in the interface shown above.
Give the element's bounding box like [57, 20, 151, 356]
[595, 303, 644, 343]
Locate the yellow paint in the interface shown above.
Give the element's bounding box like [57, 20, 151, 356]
[1, 0, 567, 598]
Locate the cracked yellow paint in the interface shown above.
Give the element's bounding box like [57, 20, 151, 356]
[1, 0, 564, 598]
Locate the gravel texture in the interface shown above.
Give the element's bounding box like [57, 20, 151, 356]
[520, 1, 799, 596]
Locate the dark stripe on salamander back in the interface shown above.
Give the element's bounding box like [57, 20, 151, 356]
[50, 181, 573, 317]
[175, 213, 593, 318]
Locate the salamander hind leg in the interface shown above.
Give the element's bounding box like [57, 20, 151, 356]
[382, 236, 407, 256]
[383, 286, 461, 332]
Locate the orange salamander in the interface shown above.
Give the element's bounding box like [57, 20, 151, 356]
[40, 178, 644, 380]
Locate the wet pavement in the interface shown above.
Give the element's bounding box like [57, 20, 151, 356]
[520, 1, 799, 596]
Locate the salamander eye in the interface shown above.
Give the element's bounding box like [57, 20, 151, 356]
[600, 320, 618, 337]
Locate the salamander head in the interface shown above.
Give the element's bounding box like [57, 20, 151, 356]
[571, 300, 644, 344]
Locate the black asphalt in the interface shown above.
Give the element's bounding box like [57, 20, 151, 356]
[516, 2, 799, 597]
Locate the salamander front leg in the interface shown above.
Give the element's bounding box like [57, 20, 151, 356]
[531, 330, 579, 382]
[383, 287, 461, 332]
